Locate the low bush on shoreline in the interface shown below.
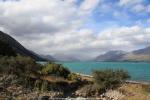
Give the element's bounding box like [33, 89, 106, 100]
[92, 69, 130, 93]
[41, 62, 70, 78]
[67, 73, 81, 82]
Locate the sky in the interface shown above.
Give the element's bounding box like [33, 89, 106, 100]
[0, 0, 150, 60]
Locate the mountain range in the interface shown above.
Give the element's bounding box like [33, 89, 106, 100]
[51, 54, 80, 62]
[0, 31, 46, 61]
[95, 46, 150, 62]
[94, 50, 127, 61]
[0, 30, 150, 62]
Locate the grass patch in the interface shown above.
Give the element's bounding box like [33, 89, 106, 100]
[119, 84, 150, 100]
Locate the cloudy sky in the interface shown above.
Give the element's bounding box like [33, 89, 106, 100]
[0, 0, 150, 59]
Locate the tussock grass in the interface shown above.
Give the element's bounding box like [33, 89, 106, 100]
[119, 83, 150, 100]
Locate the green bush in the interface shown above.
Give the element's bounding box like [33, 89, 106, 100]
[92, 69, 130, 92]
[41, 63, 70, 78]
[68, 73, 81, 82]
[0, 55, 41, 76]
[0, 55, 42, 87]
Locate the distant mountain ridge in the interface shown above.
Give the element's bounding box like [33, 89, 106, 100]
[132, 46, 150, 55]
[1, 30, 149, 62]
[95, 50, 127, 61]
[40, 55, 56, 61]
[52, 54, 80, 62]
[95, 46, 150, 62]
[0, 31, 46, 61]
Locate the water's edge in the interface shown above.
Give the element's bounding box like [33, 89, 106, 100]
[38, 61, 150, 82]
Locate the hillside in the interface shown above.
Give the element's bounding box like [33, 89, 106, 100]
[95, 46, 150, 62]
[122, 46, 150, 62]
[0, 40, 16, 56]
[53, 54, 80, 62]
[95, 50, 127, 61]
[0, 31, 46, 61]
[40, 55, 56, 61]
[132, 46, 150, 55]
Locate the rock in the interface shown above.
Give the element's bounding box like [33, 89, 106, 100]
[51, 92, 64, 98]
[39, 96, 49, 100]
[105, 90, 124, 100]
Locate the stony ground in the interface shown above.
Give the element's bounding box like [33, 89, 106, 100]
[119, 83, 150, 100]
[0, 74, 150, 100]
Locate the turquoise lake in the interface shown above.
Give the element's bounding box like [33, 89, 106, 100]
[57, 62, 150, 82]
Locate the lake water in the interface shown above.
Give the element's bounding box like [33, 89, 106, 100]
[57, 62, 150, 82]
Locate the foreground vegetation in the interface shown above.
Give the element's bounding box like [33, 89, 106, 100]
[0, 55, 149, 99]
[0, 55, 85, 98]
[0, 55, 73, 91]
[92, 69, 130, 93]
[120, 83, 150, 100]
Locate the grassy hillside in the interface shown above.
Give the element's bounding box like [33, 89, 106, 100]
[123, 53, 150, 62]
[0, 31, 46, 61]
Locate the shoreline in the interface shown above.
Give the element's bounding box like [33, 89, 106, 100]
[125, 80, 149, 85]
[76, 73, 150, 85]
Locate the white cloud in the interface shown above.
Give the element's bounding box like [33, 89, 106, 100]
[132, 4, 145, 12]
[79, 0, 100, 15]
[147, 18, 150, 23]
[0, 0, 82, 35]
[119, 0, 142, 6]
[119, 0, 150, 14]
[131, 4, 150, 13]
[0, 0, 149, 60]
[97, 26, 150, 50]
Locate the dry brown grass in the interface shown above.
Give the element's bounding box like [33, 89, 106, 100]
[119, 83, 150, 100]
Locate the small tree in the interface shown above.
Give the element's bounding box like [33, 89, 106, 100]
[41, 63, 70, 78]
[92, 69, 130, 92]
[68, 73, 81, 82]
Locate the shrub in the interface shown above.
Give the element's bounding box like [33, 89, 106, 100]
[0, 55, 42, 87]
[41, 80, 49, 91]
[92, 69, 130, 92]
[68, 73, 81, 82]
[0, 55, 41, 76]
[41, 63, 70, 78]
